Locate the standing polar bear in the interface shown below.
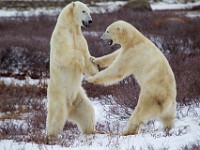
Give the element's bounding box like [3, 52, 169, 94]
[88, 20, 177, 136]
[46, 1, 99, 139]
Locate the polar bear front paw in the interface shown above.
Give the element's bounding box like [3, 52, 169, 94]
[87, 76, 94, 83]
[89, 64, 99, 76]
[87, 76, 99, 84]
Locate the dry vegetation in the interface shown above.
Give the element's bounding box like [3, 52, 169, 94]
[0, 7, 200, 149]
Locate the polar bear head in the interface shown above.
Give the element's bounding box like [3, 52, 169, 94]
[71, 1, 92, 27]
[101, 20, 134, 46]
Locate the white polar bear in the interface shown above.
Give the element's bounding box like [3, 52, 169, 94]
[46, 1, 99, 139]
[88, 20, 177, 136]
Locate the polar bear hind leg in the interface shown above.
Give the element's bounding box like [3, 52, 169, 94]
[122, 95, 163, 136]
[69, 87, 95, 134]
[46, 89, 67, 140]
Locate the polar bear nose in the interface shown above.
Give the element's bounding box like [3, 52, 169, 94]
[88, 20, 92, 25]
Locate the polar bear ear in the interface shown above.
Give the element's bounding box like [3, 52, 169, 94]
[117, 26, 126, 34]
[117, 27, 122, 33]
[72, 2, 75, 7]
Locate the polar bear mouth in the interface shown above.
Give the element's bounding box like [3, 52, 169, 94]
[82, 20, 92, 27]
[82, 20, 88, 27]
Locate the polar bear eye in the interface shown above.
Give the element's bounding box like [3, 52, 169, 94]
[82, 11, 86, 13]
[107, 31, 109, 33]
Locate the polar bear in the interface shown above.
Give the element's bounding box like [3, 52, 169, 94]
[46, 1, 99, 139]
[88, 20, 177, 136]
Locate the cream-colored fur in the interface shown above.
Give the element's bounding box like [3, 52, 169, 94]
[46, 1, 98, 139]
[88, 20, 177, 136]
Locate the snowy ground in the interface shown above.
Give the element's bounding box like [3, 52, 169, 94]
[185, 11, 200, 18]
[151, 1, 200, 10]
[0, 77, 200, 150]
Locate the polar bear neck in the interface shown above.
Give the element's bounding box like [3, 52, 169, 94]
[121, 29, 144, 50]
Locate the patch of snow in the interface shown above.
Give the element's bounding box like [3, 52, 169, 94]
[185, 11, 200, 18]
[0, 7, 62, 17]
[177, 103, 200, 118]
[90, 1, 127, 14]
[0, 119, 28, 130]
[83, 31, 103, 37]
[151, 1, 200, 10]
[92, 96, 131, 134]
[150, 0, 199, 4]
[0, 140, 72, 150]
[0, 77, 48, 86]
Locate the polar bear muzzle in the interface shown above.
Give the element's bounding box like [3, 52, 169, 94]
[101, 32, 113, 46]
[82, 20, 92, 27]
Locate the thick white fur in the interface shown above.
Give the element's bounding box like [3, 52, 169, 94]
[88, 20, 177, 136]
[46, 1, 98, 139]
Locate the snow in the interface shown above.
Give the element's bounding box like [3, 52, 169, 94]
[151, 1, 200, 10]
[90, 1, 127, 14]
[185, 11, 200, 18]
[0, 140, 70, 150]
[0, 119, 28, 130]
[0, 77, 48, 86]
[83, 31, 102, 37]
[0, 7, 62, 17]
